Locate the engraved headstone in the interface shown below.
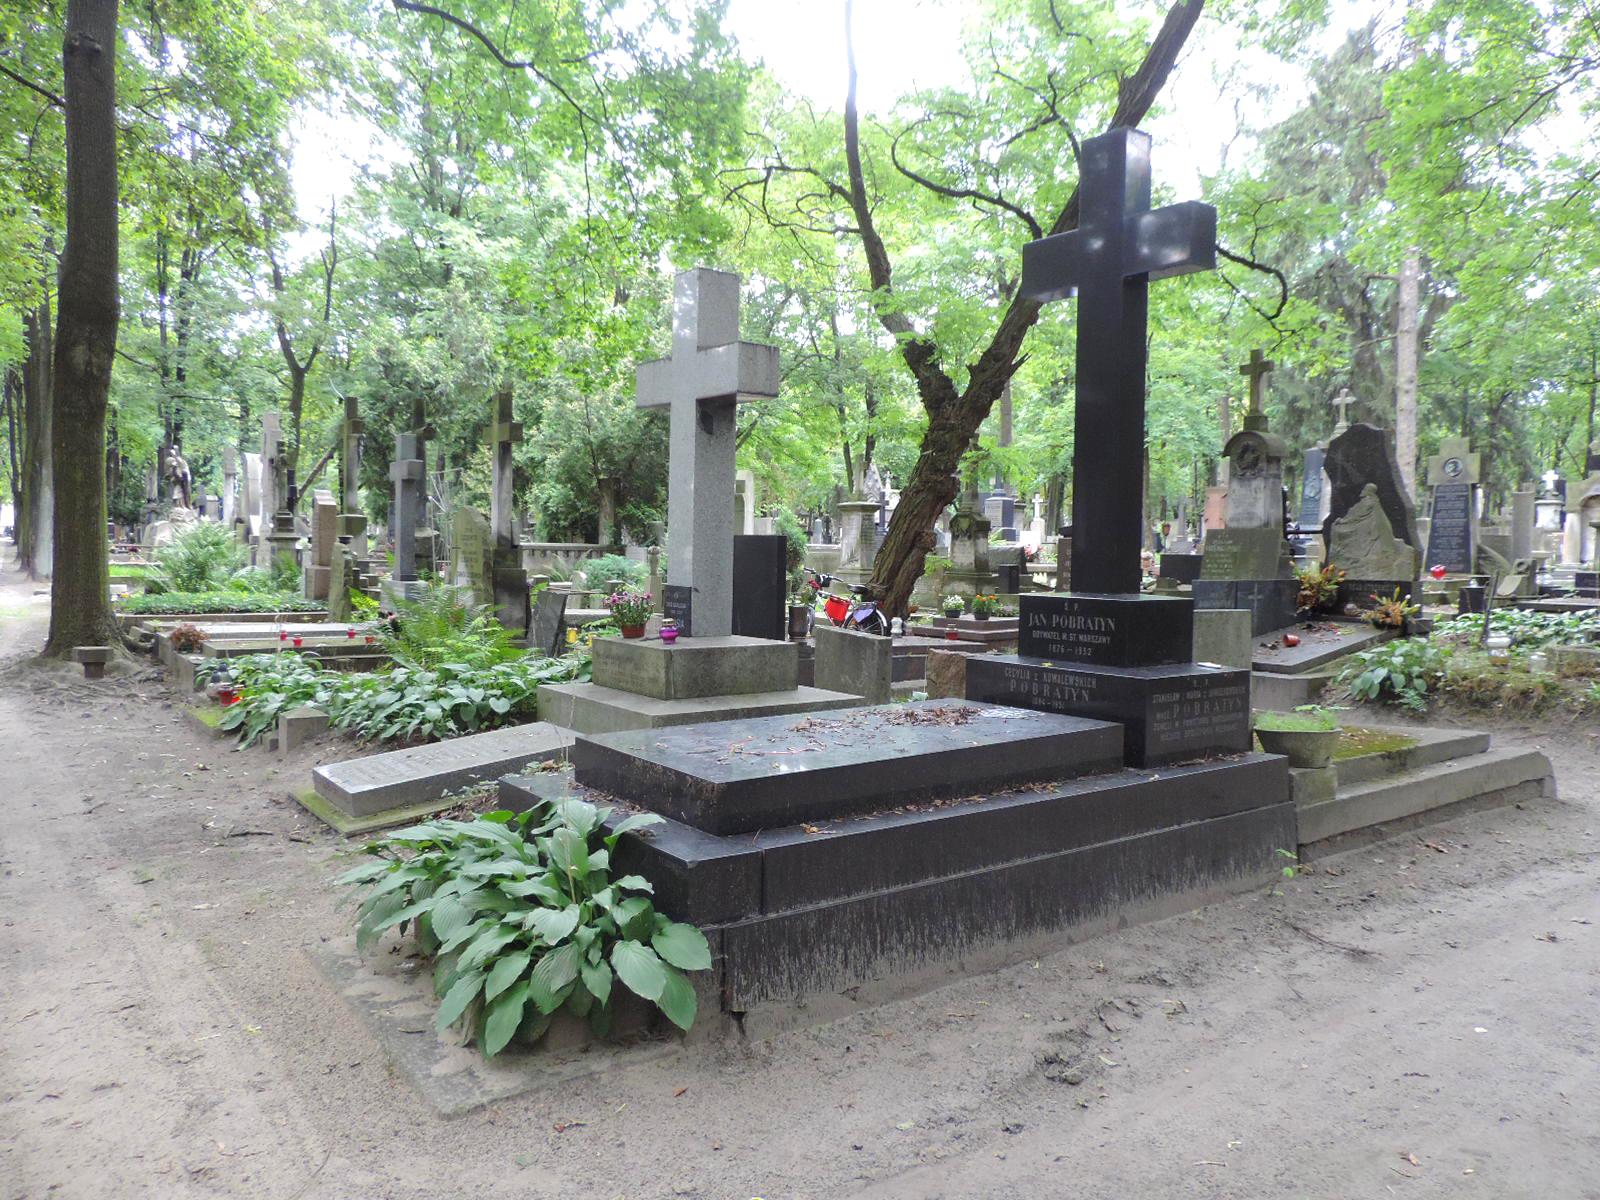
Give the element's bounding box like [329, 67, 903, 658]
[1423, 437, 1481, 574]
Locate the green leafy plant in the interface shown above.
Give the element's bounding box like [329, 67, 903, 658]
[580, 554, 645, 590]
[1438, 609, 1600, 649]
[971, 593, 1000, 617]
[1254, 705, 1340, 732]
[380, 584, 522, 670]
[338, 797, 710, 1056]
[1295, 562, 1346, 612]
[1337, 638, 1450, 711]
[147, 522, 247, 594]
[227, 556, 304, 595]
[120, 591, 324, 615]
[200, 651, 591, 748]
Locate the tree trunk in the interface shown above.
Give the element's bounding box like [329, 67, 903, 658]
[4, 367, 20, 513]
[1394, 247, 1420, 499]
[43, 0, 120, 658]
[20, 299, 53, 577]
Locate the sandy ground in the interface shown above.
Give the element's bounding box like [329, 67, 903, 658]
[1, 557, 1597, 1200]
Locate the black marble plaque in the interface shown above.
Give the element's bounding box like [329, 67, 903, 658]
[732, 534, 787, 641]
[1425, 483, 1474, 573]
[1018, 592, 1193, 667]
[965, 655, 1252, 767]
[662, 584, 693, 637]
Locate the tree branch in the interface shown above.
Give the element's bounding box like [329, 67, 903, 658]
[0, 63, 64, 109]
[1216, 242, 1288, 321]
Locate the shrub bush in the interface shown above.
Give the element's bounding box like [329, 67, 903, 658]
[579, 554, 645, 589]
[379, 585, 523, 670]
[339, 795, 711, 1055]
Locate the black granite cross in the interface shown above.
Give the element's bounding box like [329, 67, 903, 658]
[1021, 127, 1217, 595]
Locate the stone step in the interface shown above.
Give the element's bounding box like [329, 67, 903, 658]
[536, 681, 861, 736]
[499, 751, 1292, 1008]
[1297, 746, 1553, 847]
[571, 699, 1125, 836]
[1333, 725, 1490, 786]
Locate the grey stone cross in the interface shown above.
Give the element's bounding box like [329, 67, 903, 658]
[1239, 349, 1274, 418]
[636, 268, 778, 636]
[1331, 387, 1356, 432]
[489, 386, 522, 549]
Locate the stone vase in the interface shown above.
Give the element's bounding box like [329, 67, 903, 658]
[1255, 727, 1339, 770]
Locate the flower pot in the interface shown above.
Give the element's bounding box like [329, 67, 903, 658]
[788, 604, 812, 639]
[973, 612, 990, 622]
[1254, 726, 1339, 769]
[620, 624, 646, 639]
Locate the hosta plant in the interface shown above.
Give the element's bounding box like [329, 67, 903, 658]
[339, 797, 709, 1056]
[1337, 638, 1450, 711]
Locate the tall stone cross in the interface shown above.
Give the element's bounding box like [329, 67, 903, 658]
[635, 268, 779, 636]
[1020, 127, 1217, 595]
[1331, 387, 1356, 433]
[489, 386, 522, 549]
[341, 394, 364, 512]
[1239, 349, 1274, 428]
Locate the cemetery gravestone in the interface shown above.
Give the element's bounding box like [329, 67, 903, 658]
[1423, 438, 1481, 574]
[1322, 422, 1421, 600]
[488, 387, 531, 635]
[530, 587, 568, 656]
[1195, 349, 1297, 634]
[637, 268, 779, 637]
[971, 127, 1251, 768]
[732, 533, 788, 642]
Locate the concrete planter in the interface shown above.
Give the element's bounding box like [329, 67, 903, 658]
[1255, 726, 1339, 770]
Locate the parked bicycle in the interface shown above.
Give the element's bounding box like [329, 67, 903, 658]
[803, 567, 890, 636]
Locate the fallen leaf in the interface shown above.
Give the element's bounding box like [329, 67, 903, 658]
[673, 1087, 688, 1098]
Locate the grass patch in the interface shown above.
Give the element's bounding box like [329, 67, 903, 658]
[1332, 727, 1418, 760]
[186, 704, 225, 729]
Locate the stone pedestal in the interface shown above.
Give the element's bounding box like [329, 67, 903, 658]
[539, 635, 861, 735]
[962, 592, 1252, 768]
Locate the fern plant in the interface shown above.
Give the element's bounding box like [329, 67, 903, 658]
[148, 522, 247, 594]
[380, 584, 522, 670]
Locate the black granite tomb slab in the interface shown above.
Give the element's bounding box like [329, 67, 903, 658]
[719, 800, 1295, 1007]
[1159, 552, 1203, 583]
[571, 699, 1124, 836]
[499, 751, 1287, 931]
[732, 534, 787, 641]
[1191, 577, 1299, 636]
[964, 654, 1251, 767]
[1339, 579, 1416, 610]
[1017, 592, 1193, 666]
[1575, 571, 1599, 599]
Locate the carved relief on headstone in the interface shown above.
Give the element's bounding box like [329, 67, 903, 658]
[1330, 484, 1417, 581]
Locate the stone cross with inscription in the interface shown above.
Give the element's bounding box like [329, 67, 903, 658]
[1020, 127, 1217, 595]
[636, 268, 779, 636]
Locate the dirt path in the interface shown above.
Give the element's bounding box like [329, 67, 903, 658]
[1, 559, 1596, 1200]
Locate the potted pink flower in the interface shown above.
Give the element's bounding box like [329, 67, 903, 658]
[606, 590, 653, 638]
